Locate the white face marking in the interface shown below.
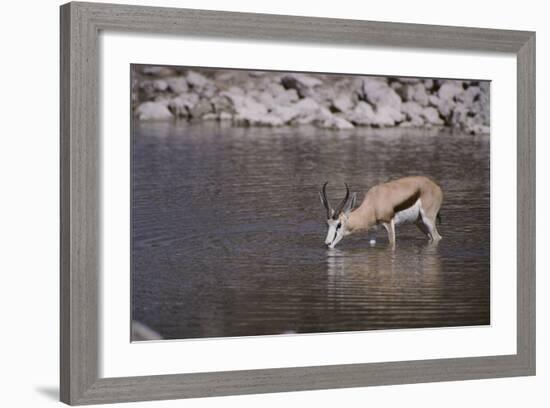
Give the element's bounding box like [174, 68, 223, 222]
[393, 199, 422, 225]
[325, 218, 345, 248]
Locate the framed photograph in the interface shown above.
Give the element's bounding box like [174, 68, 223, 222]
[60, 1, 535, 405]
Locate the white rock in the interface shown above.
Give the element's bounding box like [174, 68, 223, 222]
[361, 78, 402, 111]
[186, 70, 211, 89]
[320, 115, 354, 130]
[371, 105, 402, 127]
[219, 111, 233, 121]
[152, 79, 168, 92]
[281, 73, 323, 97]
[438, 81, 464, 101]
[168, 93, 199, 117]
[165, 77, 188, 94]
[347, 101, 377, 126]
[331, 94, 355, 113]
[135, 101, 173, 121]
[401, 101, 425, 126]
[421, 106, 444, 125]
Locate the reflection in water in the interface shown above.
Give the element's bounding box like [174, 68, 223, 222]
[132, 121, 490, 340]
[325, 244, 448, 329]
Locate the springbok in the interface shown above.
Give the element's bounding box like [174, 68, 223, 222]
[320, 176, 443, 248]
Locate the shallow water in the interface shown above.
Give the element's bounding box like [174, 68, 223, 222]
[131, 121, 490, 340]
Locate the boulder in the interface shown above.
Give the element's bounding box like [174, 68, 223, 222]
[320, 115, 354, 130]
[198, 83, 218, 99]
[185, 70, 212, 89]
[168, 93, 199, 118]
[371, 105, 403, 127]
[165, 77, 188, 94]
[438, 80, 464, 102]
[421, 106, 444, 126]
[360, 78, 404, 124]
[347, 101, 377, 126]
[138, 80, 168, 101]
[189, 98, 214, 118]
[287, 97, 332, 125]
[152, 79, 168, 92]
[219, 111, 233, 121]
[331, 94, 355, 113]
[281, 73, 323, 98]
[423, 78, 435, 91]
[221, 90, 283, 127]
[211, 94, 235, 115]
[135, 101, 173, 121]
[401, 101, 425, 127]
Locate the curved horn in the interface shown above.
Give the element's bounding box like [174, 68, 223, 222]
[333, 183, 350, 218]
[320, 181, 332, 219]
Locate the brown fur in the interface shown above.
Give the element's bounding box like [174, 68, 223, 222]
[343, 176, 443, 244]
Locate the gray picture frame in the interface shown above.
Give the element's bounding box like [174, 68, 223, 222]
[60, 1, 536, 405]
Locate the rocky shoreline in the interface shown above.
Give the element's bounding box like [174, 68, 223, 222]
[132, 66, 490, 135]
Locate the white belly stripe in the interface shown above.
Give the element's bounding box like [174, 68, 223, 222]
[394, 199, 421, 225]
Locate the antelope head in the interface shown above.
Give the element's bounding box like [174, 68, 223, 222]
[319, 182, 357, 249]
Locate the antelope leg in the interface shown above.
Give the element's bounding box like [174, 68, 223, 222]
[383, 219, 396, 246]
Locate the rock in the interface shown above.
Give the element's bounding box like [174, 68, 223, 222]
[278, 89, 300, 105]
[360, 78, 404, 123]
[389, 81, 403, 92]
[438, 80, 464, 102]
[396, 83, 429, 106]
[132, 69, 490, 133]
[281, 73, 323, 98]
[372, 105, 402, 127]
[288, 97, 332, 125]
[198, 83, 218, 99]
[458, 85, 481, 105]
[412, 84, 429, 106]
[423, 78, 434, 91]
[421, 106, 444, 125]
[234, 112, 284, 127]
[189, 98, 213, 118]
[186, 70, 212, 89]
[165, 77, 188, 94]
[219, 111, 233, 121]
[138, 80, 166, 101]
[331, 94, 355, 113]
[256, 91, 276, 110]
[201, 113, 218, 121]
[135, 101, 173, 121]
[401, 101, 425, 126]
[442, 82, 490, 133]
[168, 93, 199, 118]
[221, 90, 283, 127]
[320, 115, 354, 130]
[270, 105, 300, 123]
[465, 123, 490, 135]
[347, 101, 377, 126]
[211, 94, 235, 115]
[152, 79, 168, 92]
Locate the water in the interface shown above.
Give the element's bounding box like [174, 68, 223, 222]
[131, 121, 490, 340]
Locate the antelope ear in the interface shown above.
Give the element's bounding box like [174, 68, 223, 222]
[344, 192, 357, 214]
